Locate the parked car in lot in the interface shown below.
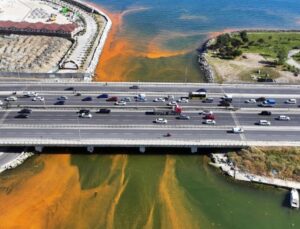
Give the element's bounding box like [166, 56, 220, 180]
[79, 112, 92, 118]
[176, 114, 190, 120]
[5, 96, 17, 101]
[276, 115, 290, 121]
[231, 127, 244, 133]
[57, 96, 68, 101]
[106, 96, 118, 102]
[259, 111, 272, 116]
[154, 118, 168, 124]
[82, 96, 93, 101]
[15, 114, 28, 119]
[98, 108, 111, 114]
[153, 97, 165, 102]
[19, 108, 32, 114]
[32, 96, 44, 101]
[245, 99, 256, 103]
[285, 98, 297, 104]
[203, 119, 216, 125]
[257, 120, 271, 126]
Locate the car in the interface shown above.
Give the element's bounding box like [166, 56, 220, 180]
[153, 97, 165, 102]
[165, 95, 174, 101]
[98, 108, 111, 114]
[23, 91, 38, 97]
[259, 103, 274, 107]
[257, 120, 271, 126]
[55, 101, 65, 105]
[115, 101, 126, 105]
[18, 108, 32, 114]
[57, 96, 68, 101]
[259, 111, 272, 116]
[78, 109, 90, 114]
[79, 112, 92, 118]
[32, 96, 44, 101]
[201, 110, 213, 116]
[203, 119, 216, 125]
[98, 93, 109, 99]
[231, 127, 244, 133]
[167, 101, 177, 106]
[106, 96, 118, 102]
[276, 115, 290, 121]
[65, 87, 74, 91]
[256, 97, 266, 102]
[15, 114, 28, 119]
[285, 98, 297, 104]
[135, 97, 147, 102]
[5, 96, 17, 101]
[176, 114, 190, 120]
[154, 118, 168, 124]
[121, 97, 131, 102]
[75, 92, 82, 96]
[197, 88, 207, 93]
[130, 85, 140, 89]
[219, 100, 231, 107]
[177, 98, 189, 103]
[221, 94, 233, 102]
[202, 98, 214, 103]
[0, 100, 3, 105]
[204, 114, 215, 120]
[82, 96, 93, 101]
[245, 99, 256, 104]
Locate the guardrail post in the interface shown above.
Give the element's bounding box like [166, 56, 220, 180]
[139, 146, 146, 153]
[87, 146, 94, 153]
[35, 146, 44, 153]
[191, 146, 198, 153]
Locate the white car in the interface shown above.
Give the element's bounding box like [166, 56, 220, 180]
[121, 97, 131, 102]
[167, 101, 177, 106]
[201, 110, 213, 116]
[245, 99, 256, 104]
[57, 96, 68, 100]
[32, 96, 45, 101]
[153, 97, 165, 102]
[5, 96, 17, 101]
[276, 115, 290, 121]
[258, 120, 271, 126]
[203, 119, 216, 125]
[177, 98, 189, 103]
[232, 127, 244, 133]
[23, 91, 38, 97]
[115, 101, 126, 106]
[154, 118, 168, 124]
[0, 100, 3, 105]
[285, 99, 297, 104]
[79, 113, 92, 118]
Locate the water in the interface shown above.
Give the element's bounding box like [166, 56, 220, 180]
[0, 153, 300, 228]
[94, 0, 300, 82]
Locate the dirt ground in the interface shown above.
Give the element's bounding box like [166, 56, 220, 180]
[206, 52, 300, 83]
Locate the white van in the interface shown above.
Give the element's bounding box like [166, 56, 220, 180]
[258, 120, 271, 126]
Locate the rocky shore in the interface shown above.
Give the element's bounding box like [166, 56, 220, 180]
[197, 39, 215, 83]
[0, 151, 34, 174]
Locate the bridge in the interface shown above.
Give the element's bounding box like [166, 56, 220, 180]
[0, 81, 300, 153]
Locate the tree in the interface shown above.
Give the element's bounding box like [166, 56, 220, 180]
[216, 33, 231, 48]
[240, 30, 249, 43]
[276, 48, 287, 65]
[231, 38, 242, 48]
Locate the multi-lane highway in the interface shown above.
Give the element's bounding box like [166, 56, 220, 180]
[0, 82, 300, 152]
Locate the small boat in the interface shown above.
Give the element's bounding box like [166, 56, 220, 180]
[290, 189, 299, 209]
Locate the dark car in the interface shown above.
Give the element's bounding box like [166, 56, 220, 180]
[82, 96, 93, 101]
[197, 88, 207, 93]
[78, 109, 90, 114]
[15, 114, 28, 119]
[98, 108, 111, 114]
[75, 92, 82, 96]
[98, 93, 109, 99]
[129, 85, 140, 89]
[106, 96, 118, 102]
[18, 108, 32, 114]
[219, 100, 231, 107]
[259, 111, 272, 116]
[176, 114, 190, 120]
[55, 101, 65, 105]
[256, 97, 266, 102]
[202, 97, 214, 103]
[65, 87, 75, 91]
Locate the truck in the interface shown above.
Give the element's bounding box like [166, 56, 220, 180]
[146, 105, 182, 115]
[135, 93, 147, 102]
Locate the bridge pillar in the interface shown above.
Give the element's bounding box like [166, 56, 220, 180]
[35, 146, 44, 153]
[87, 146, 94, 153]
[191, 146, 198, 154]
[139, 146, 146, 153]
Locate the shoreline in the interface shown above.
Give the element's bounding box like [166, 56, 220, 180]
[0, 151, 34, 174]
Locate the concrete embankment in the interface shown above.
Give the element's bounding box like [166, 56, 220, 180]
[197, 40, 215, 83]
[0, 151, 34, 174]
[210, 153, 300, 190]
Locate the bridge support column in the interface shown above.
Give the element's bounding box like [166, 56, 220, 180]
[191, 146, 198, 154]
[139, 146, 146, 153]
[87, 146, 94, 153]
[35, 146, 44, 153]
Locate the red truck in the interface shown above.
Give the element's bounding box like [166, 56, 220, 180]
[146, 105, 182, 115]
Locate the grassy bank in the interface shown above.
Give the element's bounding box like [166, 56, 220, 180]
[228, 147, 300, 182]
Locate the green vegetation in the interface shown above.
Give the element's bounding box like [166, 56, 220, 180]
[239, 67, 280, 82]
[228, 147, 300, 182]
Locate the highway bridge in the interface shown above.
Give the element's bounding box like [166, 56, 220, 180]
[0, 81, 300, 153]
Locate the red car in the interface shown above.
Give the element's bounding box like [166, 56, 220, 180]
[204, 114, 215, 120]
[106, 96, 118, 102]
